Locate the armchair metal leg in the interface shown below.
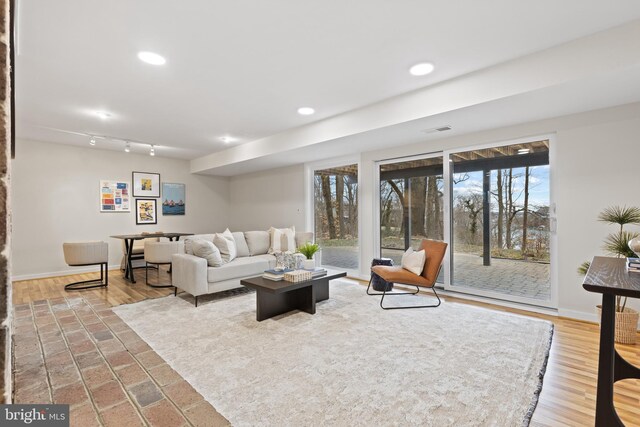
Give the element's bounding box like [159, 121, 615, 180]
[174, 287, 178, 296]
[194, 296, 198, 307]
[65, 263, 109, 291]
[379, 285, 441, 310]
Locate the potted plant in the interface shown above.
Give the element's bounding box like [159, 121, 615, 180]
[579, 205, 640, 344]
[298, 242, 320, 270]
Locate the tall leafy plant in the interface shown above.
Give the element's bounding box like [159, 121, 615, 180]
[579, 205, 640, 312]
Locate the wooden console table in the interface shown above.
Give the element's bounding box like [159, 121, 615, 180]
[582, 256, 640, 426]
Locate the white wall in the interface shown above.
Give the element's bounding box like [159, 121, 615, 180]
[232, 103, 640, 322]
[228, 164, 306, 231]
[11, 139, 230, 279]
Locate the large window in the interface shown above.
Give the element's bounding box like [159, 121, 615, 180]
[374, 138, 554, 307]
[450, 140, 551, 301]
[313, 164, 359, 270]
[379, 156, 444, 281]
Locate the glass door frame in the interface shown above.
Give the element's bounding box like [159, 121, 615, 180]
[373, 151, 447, 285]
[304, 155, 362, 277]
[442, 134, 558, 309]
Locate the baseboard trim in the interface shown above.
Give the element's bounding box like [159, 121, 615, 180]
[557, 308, 598, 323]
[434, 288, 560, 317]
[12, 263, 123, 282]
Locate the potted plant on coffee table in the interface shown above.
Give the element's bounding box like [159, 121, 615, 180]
[579, 205, 640, 344]
[298, 242, 320, 270]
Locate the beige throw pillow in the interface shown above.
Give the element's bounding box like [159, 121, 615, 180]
[213, 228, 237, 263]
[191, 239, 224, 267]
[244, 231, 270, 255]
[232, 232, 250, 257]
[401, 247, 426, 276]
[269, 226, 296, 253]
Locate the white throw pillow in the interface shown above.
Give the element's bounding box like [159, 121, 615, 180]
[244, 231, 270, 255]
[401, 247, 426, 276]
[191, 239, 224, 267]
[213, 228, 237, 263]
[232, 232, 250, 257]
[269, 226, 296, 253]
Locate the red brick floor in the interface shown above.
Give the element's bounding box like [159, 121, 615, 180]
[12, 295, 230, 427]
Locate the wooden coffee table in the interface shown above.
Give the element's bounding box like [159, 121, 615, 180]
[241, 270, 347, 321]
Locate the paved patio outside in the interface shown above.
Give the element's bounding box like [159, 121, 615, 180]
[321, 247, 551, 301]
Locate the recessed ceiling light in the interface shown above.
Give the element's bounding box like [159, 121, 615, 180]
[219, 136, 236, 144]
[95, 111, 111, 120]
[137, 51, 166, 66]
[297, 107, 315, 116]
[409, 62, 435, 76]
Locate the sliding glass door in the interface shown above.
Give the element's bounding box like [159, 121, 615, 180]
[379, 154, 444, 282]
[313, 164, 359, 271]
[448, 139, 552, 304]
[375, 138, 554, 307]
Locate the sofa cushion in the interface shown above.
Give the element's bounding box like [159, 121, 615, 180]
[269, 226, 296, 253]
[191, 239, 224, 267]
[295, 232, 314, 248]
[207, 255, 274, 282]
[213, 228, 237, 263]
[232, 232, 250, 257]
[244, 231, 270, 255]
[184, 234, 216, 255]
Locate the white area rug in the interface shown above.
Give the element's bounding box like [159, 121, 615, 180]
[113, 280, 552, 427]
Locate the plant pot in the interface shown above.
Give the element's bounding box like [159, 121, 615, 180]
[302, 259, 315, 270]
[596, 305, 639, 344]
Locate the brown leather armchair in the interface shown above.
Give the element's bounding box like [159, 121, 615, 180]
[368, 239, 447, 309]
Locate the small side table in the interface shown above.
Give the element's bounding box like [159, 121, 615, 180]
[582, 256, 640, 426]
[371, 258, 394, 292]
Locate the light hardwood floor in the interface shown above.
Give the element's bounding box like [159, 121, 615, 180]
[12, 269, 640, 426]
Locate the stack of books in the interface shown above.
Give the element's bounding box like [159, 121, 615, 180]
[627, 257, 640, 273]
[262, 268, 294, 281]
[306, 267, 327, 278]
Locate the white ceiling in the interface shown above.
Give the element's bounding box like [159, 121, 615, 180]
[16, 1, 640, 165]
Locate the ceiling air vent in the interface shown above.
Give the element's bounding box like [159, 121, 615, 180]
[422, 125, 452, 134]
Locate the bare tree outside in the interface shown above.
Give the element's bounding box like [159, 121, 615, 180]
[314, 165, 359, 270]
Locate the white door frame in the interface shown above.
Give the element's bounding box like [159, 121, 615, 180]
[442, 134, 558, 309]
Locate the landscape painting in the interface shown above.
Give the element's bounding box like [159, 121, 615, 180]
[162, 183, 185, 215]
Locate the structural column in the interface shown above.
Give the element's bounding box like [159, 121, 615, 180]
[482, 170, 491, 266]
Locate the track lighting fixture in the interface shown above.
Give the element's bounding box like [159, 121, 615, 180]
[89, 136, 96, 146]
[125, 142, 131, 153]
[150, 145, 155, 156]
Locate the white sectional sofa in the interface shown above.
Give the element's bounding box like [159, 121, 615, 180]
[171, 230, 313, 306]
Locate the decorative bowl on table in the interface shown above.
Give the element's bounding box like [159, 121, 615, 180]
[629, 237, 640, 257]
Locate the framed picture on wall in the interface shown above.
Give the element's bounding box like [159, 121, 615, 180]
[132, 171, 160, 198]
[135, 199, 157, 225]
[100, 180, 130, 212]
[162, 183, 185, 215]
